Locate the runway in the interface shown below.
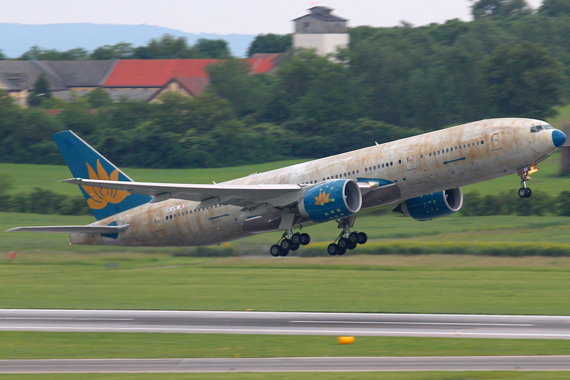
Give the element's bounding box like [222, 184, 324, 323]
[1, 309, 570, 339]
[2, 356, 570, 373]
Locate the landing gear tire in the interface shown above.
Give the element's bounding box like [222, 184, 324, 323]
[300, 233, 311, 245]
[327, 243, 340, 256]
[270, 245, 282, 257]
[280, 238, 293, 251]
[348, 241, 357, 250]
[337, 246, 347, 255]
[290, 243, 300, 251]
[358, 232, 368, 245]
[291, 233, 302, 245]
[338, 237, 350, 250]
[348, 232, 360, 244]
[518, 187, 532, 198]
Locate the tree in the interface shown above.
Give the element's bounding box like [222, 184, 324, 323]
[539, 0, 570, 16]
[247, 34, 292, 57]
[85, 88, 113, 108]
[207, 59, 273, 116]
[28, 73, 52, 107]
[471, 0, 532, 18]
[192, 39, 232, 59]
[90, 42, 134, 60]
[20, 46, 88, 60]
[0, 49, 6, 60]
[133, 34, 192, 59]
[483, 42, 566, 118]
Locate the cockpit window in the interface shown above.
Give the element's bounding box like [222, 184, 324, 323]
[531, 125, 547, 133]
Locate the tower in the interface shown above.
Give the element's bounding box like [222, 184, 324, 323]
[292, 6, 349, 56]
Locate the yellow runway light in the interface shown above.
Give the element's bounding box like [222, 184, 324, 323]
[338, 336, 355, 344]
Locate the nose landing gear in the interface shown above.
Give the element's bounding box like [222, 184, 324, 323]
[270, 230, 311, 257]
[518, 174, 532, 198]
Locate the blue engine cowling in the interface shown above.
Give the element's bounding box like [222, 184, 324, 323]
[396, 188, 463, 221]
[298, 179, 362, 222]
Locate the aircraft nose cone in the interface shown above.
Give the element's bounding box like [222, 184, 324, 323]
[552, 129, 567, 148]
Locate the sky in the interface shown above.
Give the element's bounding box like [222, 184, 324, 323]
[0, 0, 546, 35]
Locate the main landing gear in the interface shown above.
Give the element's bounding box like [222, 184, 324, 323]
[518, 174, 532, 198]
[270, 230, 311, 257]
[327, 217, 368, 256]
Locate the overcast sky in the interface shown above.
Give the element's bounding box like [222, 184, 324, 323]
[0, 0, 546, 35]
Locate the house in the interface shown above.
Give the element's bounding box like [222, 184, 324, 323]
[0, 56, 278, 106]
[292, 6, 349, 56]
[0, 60, 115, 106]
[103, 57, 279, 102]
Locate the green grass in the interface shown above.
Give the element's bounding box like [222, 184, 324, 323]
[1, 373, 569, 380]
[4, 254, 570, 313]
[1, 332, 570, 359]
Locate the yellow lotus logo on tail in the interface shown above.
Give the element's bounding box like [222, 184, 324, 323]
[81, 159, 130, 210]
[314, 190, 332, 206]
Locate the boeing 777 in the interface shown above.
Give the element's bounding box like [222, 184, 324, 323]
[7, 118, 567, 256]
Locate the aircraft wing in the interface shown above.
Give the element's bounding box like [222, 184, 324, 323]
[62, 178, 303, 208]
[6, 225, 130, 234]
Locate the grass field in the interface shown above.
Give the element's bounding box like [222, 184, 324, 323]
[2, 332, 570, 359]
[3, 254, 570, 314]
[0, 373, 568, 380]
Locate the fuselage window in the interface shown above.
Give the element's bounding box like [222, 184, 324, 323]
[429, 153, 432, 157]
[536, 125, 544, 132]
[463, 144, 466, 148]
[481, 140, 484, 144]
[373, 166, 376, 170]
[437, 150, 440, 155]
[398, 159, 402, 164]
[365, 168, 368, 172]
[544, 124, 553, 130]
[421, 154, 424, 158]
[335, 175, 339, 178]
[357, 170, 360, 174]
[390, 162, 393, 166]
[467, 143, 470, 147]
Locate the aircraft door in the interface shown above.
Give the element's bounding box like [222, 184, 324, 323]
[406, 150, 417, 171]
[490, 131, 502, 151]
[150, 215, 165, 234]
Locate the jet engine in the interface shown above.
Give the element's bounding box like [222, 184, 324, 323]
[298, 179, 362, 222]
[394, 188, 463, 221]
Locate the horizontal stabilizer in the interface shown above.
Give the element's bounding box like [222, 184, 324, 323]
[6, 225, 130, 234]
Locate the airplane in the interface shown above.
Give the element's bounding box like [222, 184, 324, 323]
[7, 118, 567, 257]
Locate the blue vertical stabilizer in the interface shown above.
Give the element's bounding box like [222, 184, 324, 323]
[53, 131, 152, 220]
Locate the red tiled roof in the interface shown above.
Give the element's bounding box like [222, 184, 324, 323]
[103, 59, 275, 87]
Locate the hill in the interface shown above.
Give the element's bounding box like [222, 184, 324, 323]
[0, 23, 255, 58]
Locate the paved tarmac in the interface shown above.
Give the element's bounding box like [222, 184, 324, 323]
[1, 309, 570, 339]
[2, 356, 570, 373]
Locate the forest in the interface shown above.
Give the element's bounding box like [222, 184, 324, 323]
[0, 0, 569, 169]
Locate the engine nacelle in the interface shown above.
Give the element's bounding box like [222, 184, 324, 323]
[395, 188, 463, 221]
[299, 179, 362, 223]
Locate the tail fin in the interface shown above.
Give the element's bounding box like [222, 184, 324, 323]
[53, 131, 152, 220]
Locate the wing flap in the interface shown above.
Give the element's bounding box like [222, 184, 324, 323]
[6, 225, 130, 234]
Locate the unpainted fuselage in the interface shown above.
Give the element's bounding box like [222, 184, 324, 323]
[70, 118, 558, 246]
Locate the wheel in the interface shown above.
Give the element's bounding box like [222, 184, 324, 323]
[281, 238, 293, 251]
[327, 243, 339, 256]
[280, 248, 289, 257]
[525, 188, 532, 198]
[348, 232, 359, 244]
[518, 188, 527, 198]
[348, 241, 357, 250]
[337, 246, 347, 255]
[291, 233, 302, 245]
[338, 237, 349, 249]
[300, 233, 311, 245]
[290, 243, 300, 251]
[270, 245, 282, 257]
[358, 232, 368, 245]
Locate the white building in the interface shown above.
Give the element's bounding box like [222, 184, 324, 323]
[292, 6, 349, 56]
